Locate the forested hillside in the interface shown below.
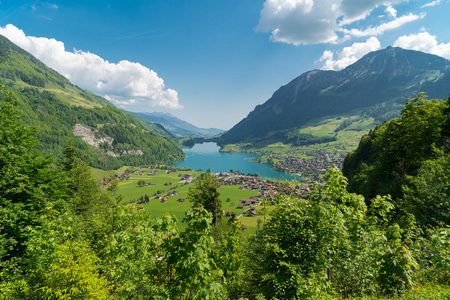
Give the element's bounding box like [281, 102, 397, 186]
[1, 86, 449, 299]
[343, 93, 450, 228]
[0, 34, 184, 169]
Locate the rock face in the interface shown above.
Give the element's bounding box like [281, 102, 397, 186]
[73, 124, 143, 156]
[218, 47, 450, 145]
[73, 124, 114, 148]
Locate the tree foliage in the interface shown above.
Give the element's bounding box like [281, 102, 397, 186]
[343, 94, 450, 227]
[245, 167, 418, 298]
[187, 172, 222, 225]
[1, 85, 449, 299]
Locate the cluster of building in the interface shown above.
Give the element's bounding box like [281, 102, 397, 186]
[155, 190, 180, 203]
[268, 149, 347, 182]
[217, 173, 311, 206]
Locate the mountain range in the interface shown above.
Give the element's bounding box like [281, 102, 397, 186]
[218, 46, 450, 145]
[0, 34, 184, 170]
[132, 112, 223, 138]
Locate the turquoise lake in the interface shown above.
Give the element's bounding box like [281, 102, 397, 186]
[175, 143, 301, 181]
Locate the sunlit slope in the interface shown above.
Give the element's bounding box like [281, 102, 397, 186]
[0, 34, 184, 169]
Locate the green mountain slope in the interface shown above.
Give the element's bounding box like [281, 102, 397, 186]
[219, 47, 450, 146]
[0, 34, 184, 169]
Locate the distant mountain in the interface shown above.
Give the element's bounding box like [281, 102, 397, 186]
[219, 47, 450, 145]
[0, 34, 184, 169]
[133, 112, 224, 138]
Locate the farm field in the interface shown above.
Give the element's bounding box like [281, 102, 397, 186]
[92, 166, 272, 233]
[221, 112, 377, 156]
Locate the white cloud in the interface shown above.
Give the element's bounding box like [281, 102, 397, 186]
[0, 24, 182, 109]
[385, 6, 397, 18]
[318, 36, 381, 70]
[394, 31, 450, 59]
[257, 0, 416, 45]
[257, 0, 340, 45]
[342, 13, 425, 37]
[339, 0, 406, 24]
[421, 0, 443, 8]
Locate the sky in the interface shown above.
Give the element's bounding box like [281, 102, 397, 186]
[1, 0, 450, 130]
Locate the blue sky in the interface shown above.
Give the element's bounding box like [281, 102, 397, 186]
[1, 0, 450, 129]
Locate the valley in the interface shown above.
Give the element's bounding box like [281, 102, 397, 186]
[91, 165, 302, 235]
[220, 111, 378, 181]
[2, 24, 450, 298]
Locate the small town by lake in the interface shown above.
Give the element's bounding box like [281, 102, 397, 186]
[175, 143, 301, 181]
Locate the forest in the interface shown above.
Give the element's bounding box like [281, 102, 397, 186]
[1, 86, 450, 299]
[0, 86, 184, 170]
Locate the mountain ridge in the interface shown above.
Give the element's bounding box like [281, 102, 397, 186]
[218, 47, 450, 145]
[133, 111, 223, 138]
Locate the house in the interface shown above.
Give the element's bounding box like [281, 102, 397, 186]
[225, 210, 232, 217]
[178, 198, 186, 202]
[247, 210, 256, 217]
[240, 199, 252, 206]
[160, 197, 168, 203]
[237, 204, 244, 209]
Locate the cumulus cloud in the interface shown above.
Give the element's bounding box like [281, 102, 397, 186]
[318, 36, 381, 70]
[257, 0, 417, 45]
[256, 0, 340, 45]
[394, 31, 450, 59]
[0, 24, 182, 109]
[339, 0, 406, 24]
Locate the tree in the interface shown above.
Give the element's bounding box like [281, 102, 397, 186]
[89, 206, 178, 299]
[166, 207, 224, 299]
[403, 150, 450, 228]
[245, 167, 417, 298]
[107, 174, 123, 205]
[61, 139, 112, 218]
[187, 172, 222, 225]
[343, 94, 447, 202]
[0, 86, 65, 260]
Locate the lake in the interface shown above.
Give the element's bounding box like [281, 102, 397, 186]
[175, 143, 301, 181]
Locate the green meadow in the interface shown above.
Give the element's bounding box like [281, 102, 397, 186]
[92, 166, 271, 233]
[222, 111, 378, 160]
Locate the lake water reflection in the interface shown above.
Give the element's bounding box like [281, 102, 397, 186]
[175, 143, 301, 181]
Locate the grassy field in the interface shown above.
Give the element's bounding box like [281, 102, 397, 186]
[13, 80, 105, 109]
[222, 112, 378, 159]
[92, 166, 273, 234]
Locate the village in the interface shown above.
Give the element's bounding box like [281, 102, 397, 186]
[266, 149, 347, 182]
[96, 165, 313, 225]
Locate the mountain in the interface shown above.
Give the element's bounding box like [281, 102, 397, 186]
[0, 34, 184, 169]
[133, 111, 224, 138]
[218, 47, 450, 145]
